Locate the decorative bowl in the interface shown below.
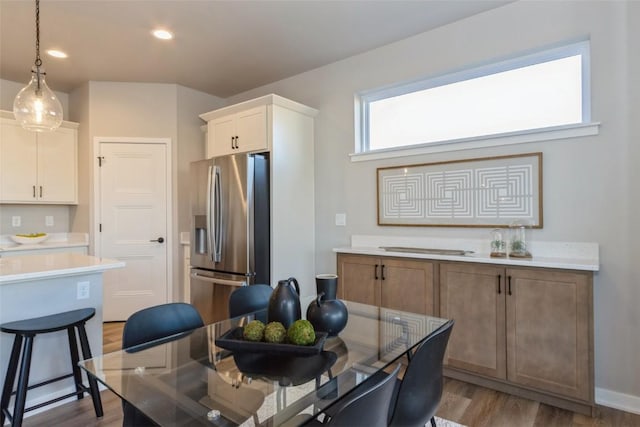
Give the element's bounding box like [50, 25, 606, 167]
[10, 233, 49, 245]
[215, 327, 327, 356]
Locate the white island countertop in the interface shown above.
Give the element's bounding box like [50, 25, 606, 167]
[0, 252, 125, 284]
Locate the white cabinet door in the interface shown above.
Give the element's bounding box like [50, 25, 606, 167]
[0, 120, 38, 202]
[207, 115, 235, 158]
[0, 115, 77, 204]
[206, 106, 267, 158]
[37, 127, 77, 203]
[235, 106, 267, 153]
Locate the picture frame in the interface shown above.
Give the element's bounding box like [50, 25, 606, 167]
[376, 152, 542, 228]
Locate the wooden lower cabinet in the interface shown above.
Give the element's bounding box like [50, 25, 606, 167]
[440, 262, 594, 414]
[337, 254, 435, 315]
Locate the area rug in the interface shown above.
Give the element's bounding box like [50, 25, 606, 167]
[434, 416, 467, 427]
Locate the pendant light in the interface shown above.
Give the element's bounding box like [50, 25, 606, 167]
[13, 0, 63, 132]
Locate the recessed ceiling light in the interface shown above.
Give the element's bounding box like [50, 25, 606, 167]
[47, 49, 68, 58]
[152, 29, 173, 40]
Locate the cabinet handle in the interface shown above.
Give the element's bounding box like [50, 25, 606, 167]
[381, 264, 386, 280]
[497, 274, 502, 294]
[32, 185, 36, 198]
[508, 275, 512, 296]
[231, 136, 235, 150]
[234, 136, 239, 149]
[39, 186, 43, 198]
[374, 264, 379, 280]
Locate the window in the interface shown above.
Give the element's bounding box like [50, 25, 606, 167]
[358, 40, 595, 157]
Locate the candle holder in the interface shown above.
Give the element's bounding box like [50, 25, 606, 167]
[490, 228, 507, 258]
[509, 220, 532, 258]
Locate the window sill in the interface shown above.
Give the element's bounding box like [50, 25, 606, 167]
[350, 122, 600, 162]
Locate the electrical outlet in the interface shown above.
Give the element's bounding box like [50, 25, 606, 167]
[12, 216, 21, 227]
[45, 216, 54, 227]
[77, 282, 90, 300]
[335, 213, 346, 226]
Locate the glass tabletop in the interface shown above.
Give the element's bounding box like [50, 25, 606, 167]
[80, 301, 447, 426]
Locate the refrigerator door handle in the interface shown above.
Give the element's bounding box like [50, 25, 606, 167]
[206, 165, 214, 262]
[190, 272, 247, 287]
[213, 165, 222, 262]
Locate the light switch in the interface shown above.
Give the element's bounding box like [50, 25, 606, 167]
[335, 213, 346, 226]
[12, 216, 21, 227]
[45, 216, 54, 227]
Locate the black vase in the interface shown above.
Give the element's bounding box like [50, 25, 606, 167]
[306, 293, 348, 336]
[315, 274, 338, 300]
[268, 277, 301, 329]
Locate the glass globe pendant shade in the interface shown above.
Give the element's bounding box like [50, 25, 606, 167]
[13, 66, 63, 132]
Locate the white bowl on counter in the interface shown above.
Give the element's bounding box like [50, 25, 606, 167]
[10, 234, 49, 245]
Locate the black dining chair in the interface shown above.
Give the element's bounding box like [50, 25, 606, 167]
[387, 319, 455, 427]
[121, 302, 204, 427]
[305, 363, 401, 427]
[228, 284, 273, 322]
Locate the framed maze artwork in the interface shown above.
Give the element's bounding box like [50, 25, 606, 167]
[377, 153, 542, 227]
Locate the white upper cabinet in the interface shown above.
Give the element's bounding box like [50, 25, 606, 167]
[0, 111, 78, 204]
[206, 105, 267, 157]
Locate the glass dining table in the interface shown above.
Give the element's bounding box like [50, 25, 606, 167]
[80, 300, 448, 426]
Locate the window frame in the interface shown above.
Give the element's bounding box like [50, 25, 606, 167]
[356, 40, 596, 160]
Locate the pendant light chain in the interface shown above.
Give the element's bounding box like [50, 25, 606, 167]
[35, 0, 42, 67]
[13, 0, 64, 131]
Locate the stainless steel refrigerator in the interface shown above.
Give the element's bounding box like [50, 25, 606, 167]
[189, 153, 270, 324]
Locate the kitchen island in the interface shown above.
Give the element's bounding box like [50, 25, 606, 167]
[0, 252, 124, 415]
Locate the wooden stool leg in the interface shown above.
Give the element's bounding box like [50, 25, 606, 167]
[12, 335, 34, 427]
[77, 323, 103, 418]
[67, 327, 84, 400]
[1, 335, 23, 425]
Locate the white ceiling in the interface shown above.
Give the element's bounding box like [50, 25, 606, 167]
[0, 0, 511, 98]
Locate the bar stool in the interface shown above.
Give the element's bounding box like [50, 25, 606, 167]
[0, 308, 103, 427]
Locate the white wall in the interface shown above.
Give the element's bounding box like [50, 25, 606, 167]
[226, 1, 640, 410]
[68, 81, 223, 305]
[2, 78, 223, 310]
[176, 86, 225, 300]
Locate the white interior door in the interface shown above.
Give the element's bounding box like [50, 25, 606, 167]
[99, 141, 168, 321]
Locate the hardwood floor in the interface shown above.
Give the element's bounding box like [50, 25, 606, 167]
[18, 322, 640, 427]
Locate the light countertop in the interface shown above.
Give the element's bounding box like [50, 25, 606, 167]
[0, 232, 88, 252]
[334, 235, 599, 272]
[0, 252, 125, 284]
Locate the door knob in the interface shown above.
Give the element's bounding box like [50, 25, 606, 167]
[150, 237, 165, 243]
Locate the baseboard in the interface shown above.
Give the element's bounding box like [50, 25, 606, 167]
[596, 387, 640, 415]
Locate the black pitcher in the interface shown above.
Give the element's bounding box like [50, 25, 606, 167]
[268, 277, 301, 328]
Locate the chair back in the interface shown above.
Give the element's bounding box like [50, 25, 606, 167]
[388, 319, 455, 427]
[328, 363, 401, 427]
[228, 284, 273, 322]
[122, 302, 204, 350]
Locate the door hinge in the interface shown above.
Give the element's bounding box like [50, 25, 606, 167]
[97, 156, 105, 167]
[99, 224, 102, 232]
